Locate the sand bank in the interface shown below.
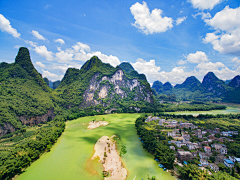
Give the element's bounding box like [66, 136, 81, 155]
[91, 136, 127, 180]
[87, 121, 109, 130]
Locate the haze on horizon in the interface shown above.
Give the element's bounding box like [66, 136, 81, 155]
[0, 0, 240, 84]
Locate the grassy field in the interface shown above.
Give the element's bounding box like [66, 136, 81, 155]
[165, 106, 240, 116]
[16, 114, 175, 180]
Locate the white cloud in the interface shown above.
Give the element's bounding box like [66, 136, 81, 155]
[54, 38, 65, 45]
[31, 30, 46, 40]
[91, 52, 120, 67]
[186, 51, 209, 64]
[53, 63, 81, 74]
[0, 14, 21, 38]
[203, 6, 240, 55]
[54, 42, 120, 67]
[42, 69, 62, 81]
[25, 40, 38, 47]
[205, 6, 240, 32]
[131, 58, 161, 82]
[34, 46, 54, 61]
[25, 39, 120, 67]
[196, 61, 225, 70]
[130, 57, 240, 84]
[232, 57, 240, 64]
[72, 42, 91, 53]
[25, 40, 54, 61]
[36, 61, 46, 68]
[130, 1, 173, 34]
[55, 47, 73, 63]
[188, 0, 222, 10]
[192, 12, 212, 20]
[177, 60, 187, 65]
[176, 16, 187, 25]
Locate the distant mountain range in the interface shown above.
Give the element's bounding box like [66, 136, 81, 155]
[152, 72, 240, 103]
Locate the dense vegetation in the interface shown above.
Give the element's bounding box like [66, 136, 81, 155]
[177, 164, 238, 180]
[135, 115, 175, 169]
[0, 121, 65, 179]
[143, 113, 240, 179]
[0, 48, 55, 132]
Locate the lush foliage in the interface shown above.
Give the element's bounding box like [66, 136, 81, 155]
[0, 48, 55, 130]
[135, 115, 175, 169]
[118, 62, 134, 74]
[0, 121, 65, 180]
[177, 164, 238, 180]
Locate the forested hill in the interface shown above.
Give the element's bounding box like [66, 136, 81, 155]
[56, 56, 155, 115]
[152, 72, 240, 103]
[0, 47, 55, 136]
[0, 48, 157, 137]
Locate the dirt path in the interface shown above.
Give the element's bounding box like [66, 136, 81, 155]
[91, 136, 127, 180]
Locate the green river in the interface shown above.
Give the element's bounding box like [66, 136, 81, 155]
[17, 114, 175, 180]
[16, 106, 240, 180]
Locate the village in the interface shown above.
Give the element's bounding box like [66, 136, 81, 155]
[145, 116, 240, 174]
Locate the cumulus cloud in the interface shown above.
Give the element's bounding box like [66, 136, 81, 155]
[42, 69, 62, 81]
[25, 40, 120, 67]
[203, 6, 240, 55]
[0, 14, 21, 38]
[55, 47, 73, 63]
[55, 42, 120, 67]
[130, 1, 173, 34]
[186, 51, 209, 64]
[34, 46, 54, 61]
[130, 57, 240, 84]
[31, 30, 46, 40]
[25, 40, 54, 61]
[54, 38, 65, 45]
[177, 60, 187, 65]
[188, 0, 222, 10]
[52, 63, 81, 74]
[132, 58, 160, 74]
[196, 61, 225, 70]
[232, 57, 240, 64]
[176, 16, 187, 25]
[36, 61, 46, 68]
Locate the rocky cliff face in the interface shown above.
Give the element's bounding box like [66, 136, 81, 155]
[81, 69, 153, 109]
[0, 123, 16, 136]
[18, 109, 55, 126]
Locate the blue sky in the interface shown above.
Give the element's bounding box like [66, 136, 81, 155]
[0, 0, 240, 84]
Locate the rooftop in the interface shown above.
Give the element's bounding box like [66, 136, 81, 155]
[224, 159, 234, 164]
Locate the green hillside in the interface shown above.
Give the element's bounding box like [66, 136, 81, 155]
[0, 48, 55, 135]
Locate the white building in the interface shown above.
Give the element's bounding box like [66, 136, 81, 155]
[224, 159, 234, 168]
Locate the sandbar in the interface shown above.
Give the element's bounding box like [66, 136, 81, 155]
[87, 121, 109, 130]
[91, 136, 127, 180]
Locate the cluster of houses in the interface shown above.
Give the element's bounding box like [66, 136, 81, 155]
[145, 116, 240, 173]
